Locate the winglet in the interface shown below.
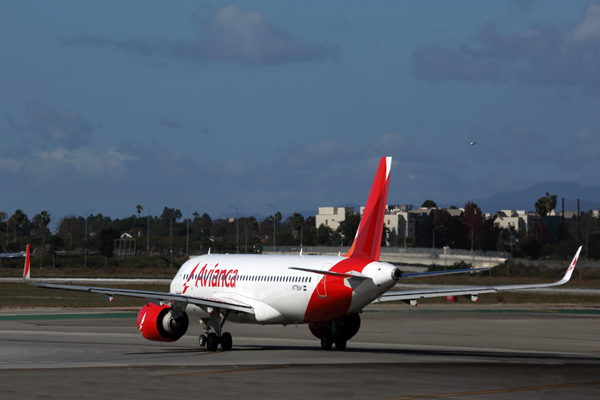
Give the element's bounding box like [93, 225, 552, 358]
[556, 246, 582, 285]
[23, 244, 31, 281]
[344, 157, 392, 261]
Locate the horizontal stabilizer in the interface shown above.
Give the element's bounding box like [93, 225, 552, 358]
[288, 266, 369, 280]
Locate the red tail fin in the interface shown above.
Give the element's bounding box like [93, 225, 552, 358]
[23, 244, 31, 281]
[344, 157, 392, 261]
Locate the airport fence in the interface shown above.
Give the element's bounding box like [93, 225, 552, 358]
[263, 246, 510, 259]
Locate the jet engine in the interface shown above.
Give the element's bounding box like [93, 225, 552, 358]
[137, 302, 189, 342]
[308, 313, 361, 341]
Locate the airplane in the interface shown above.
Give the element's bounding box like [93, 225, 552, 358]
[23, 156, 582, 351]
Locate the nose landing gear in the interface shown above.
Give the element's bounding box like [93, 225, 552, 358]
[199, 309, 233, 351]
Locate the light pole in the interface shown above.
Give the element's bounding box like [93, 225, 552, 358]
[267, 204, 276, 252]
[84, 210, 94, 267]
[170, 210, 174, 269]
[431, 227, 437, 265]
[230, 206, 239, 253]
[444, 241, 454, 270]
[187, 203, 198, 257]
[146, 205, 158, 254]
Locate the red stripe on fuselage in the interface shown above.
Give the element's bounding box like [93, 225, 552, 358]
[303, 258, 371, 322]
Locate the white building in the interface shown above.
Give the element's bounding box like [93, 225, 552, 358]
[493, 210, 539, 234]
[315, 207, 355, 230]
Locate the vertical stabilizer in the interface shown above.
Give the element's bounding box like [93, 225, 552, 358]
[344, 157, 392, 261]
[23, 244, 31, 281]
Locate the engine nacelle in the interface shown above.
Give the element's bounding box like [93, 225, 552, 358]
[137, 302, 189, 342]
[308, 313, 361, 340]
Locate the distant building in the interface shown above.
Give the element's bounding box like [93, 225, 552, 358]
[492, 210, 539, 234]
[360, 205, 448, 247]
[315, 207, 355, 230]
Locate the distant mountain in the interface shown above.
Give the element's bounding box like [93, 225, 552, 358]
[466, 182, 600, 214]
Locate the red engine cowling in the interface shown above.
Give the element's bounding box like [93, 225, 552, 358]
[137, 302, 189, 342]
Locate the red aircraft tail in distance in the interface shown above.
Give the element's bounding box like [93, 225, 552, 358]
[23, 244, 31, 281]
[344, 156, 392, 261]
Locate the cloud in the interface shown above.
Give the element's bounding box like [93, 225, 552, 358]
[553, 127, 600, 171]
[468, 122, 546, 164]
[25, 100, 92, 148]
[412, 3, 600, 94]
[5, 113, 26, 133]
[412, 45, 504, 83]
[65, 4, 339, 66]
[0, 134, 474, 221]
[157, 118, 183, 129]
[514, 0, 539, 14]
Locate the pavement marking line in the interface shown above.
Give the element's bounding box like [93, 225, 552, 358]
[0, 313, 138, 321]
[153, 364, 293, 378]
[394, 380, 600, 399]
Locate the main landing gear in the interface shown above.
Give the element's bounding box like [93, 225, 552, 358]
[199, 309, 233, 352]
[320, 333, 346, 351]
[309, 313, 361, 351]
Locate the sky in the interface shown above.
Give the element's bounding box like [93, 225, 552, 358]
[2, 0, 600, 225]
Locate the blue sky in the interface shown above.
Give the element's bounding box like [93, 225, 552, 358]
[2, 1, 600, 224]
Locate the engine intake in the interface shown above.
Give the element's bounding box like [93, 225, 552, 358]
[137, 302, 189, 342]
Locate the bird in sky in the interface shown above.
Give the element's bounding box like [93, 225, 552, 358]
[469, 142, 477, 146]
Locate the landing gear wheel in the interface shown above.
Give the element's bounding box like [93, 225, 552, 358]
[221, 332, 233, 351]
[198, 334, 207, 347]
[320, 334, 333, 350]
[335, 337, 347, 351]
[206, 332, 219, 352]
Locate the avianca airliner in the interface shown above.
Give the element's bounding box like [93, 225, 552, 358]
[23, 157, 582, 351]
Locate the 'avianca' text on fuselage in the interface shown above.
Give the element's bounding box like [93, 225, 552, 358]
[182, 263, 239, 293]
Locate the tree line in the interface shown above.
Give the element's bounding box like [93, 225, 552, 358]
[1, 192, 598, 261]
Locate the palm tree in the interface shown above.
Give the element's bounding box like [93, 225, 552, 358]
[33, 211, 51, 267]
[136, 205, 143, 219]
[535, 192, 557, 220]
[535, 192, 557, 245]
[10, 209, 27, 243]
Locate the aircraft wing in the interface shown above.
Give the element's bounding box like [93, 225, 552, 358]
[28, 281, 255, 313]
[374, 246, 582, 306]
[400, 267, 489, 279]
[22, 246, 253, 314]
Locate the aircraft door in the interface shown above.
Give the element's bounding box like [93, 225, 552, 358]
[317, 263, 331, 299]
[173, 272, 183, 294]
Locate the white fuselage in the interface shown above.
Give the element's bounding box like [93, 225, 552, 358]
[170, 254, 399, 325]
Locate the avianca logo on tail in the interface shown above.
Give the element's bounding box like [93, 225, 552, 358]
[569, 256, 578, 271]
[182, 263, 239, 293]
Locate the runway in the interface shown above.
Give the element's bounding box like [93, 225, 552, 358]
[1, 305, 600, 399]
